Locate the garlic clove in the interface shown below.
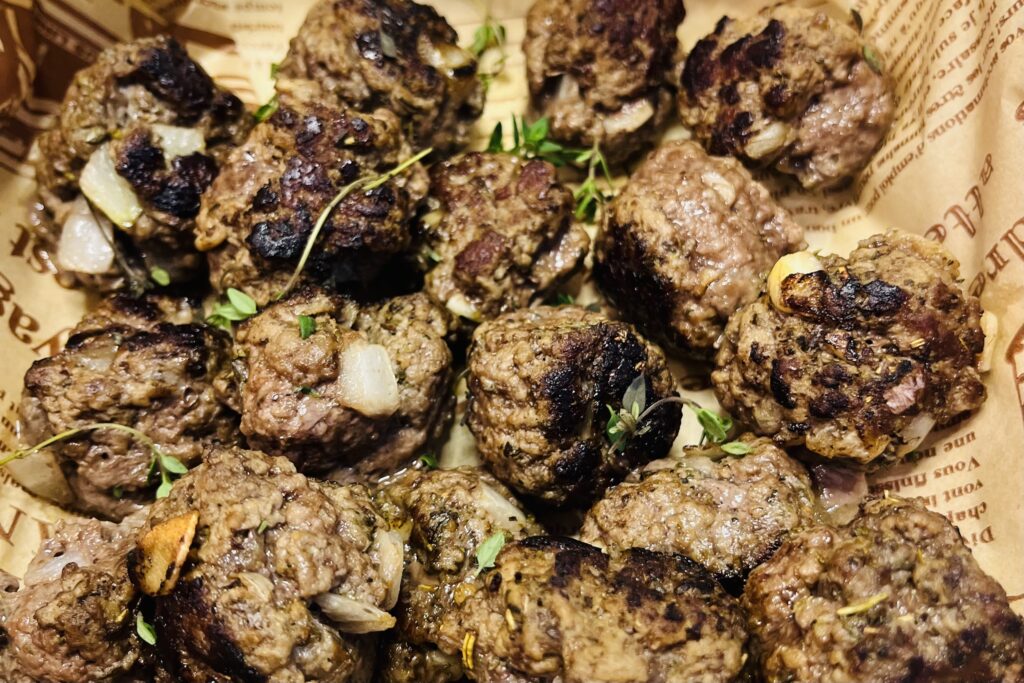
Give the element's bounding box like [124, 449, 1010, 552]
[337, 340, 400, 418]
[314, 593, 397, 633]
[745, 121, 791, 160]
[79, 144, 143, 229]
[446, 292, 482, 322]
[767, 251, 825, 312]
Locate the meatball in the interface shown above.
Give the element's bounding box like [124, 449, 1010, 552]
[434, 537, 749, 682]
[18, 294, 239, 519]
[276, 0, 483, 152]
[580, 437, 819, 587]
[594, 139, 805, 356]
[679, 5, 895, 189]
[420, 152, 589, 331]
[33, 36, 249, 290]
[744, 496, 1024, 682]
[466, 305, 682, 506]
[132, 446, 403, 683]
[713, 232, 987, 466]
[375, 467, 542, 683]
[195, 100, 428, 306]
[235, 287, 453, 477]
[523, 0, 685, 164]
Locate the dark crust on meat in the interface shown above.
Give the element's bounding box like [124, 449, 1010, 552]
[712, 232, 986, 466]
[743, 497, 1024, 683]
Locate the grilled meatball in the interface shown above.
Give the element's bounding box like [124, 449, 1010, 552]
[195, 100, 428, 306]
[276, 0, 483, 152]
[132, 446, 403, 683]
[679, 5, 895, 189]
[523, 0, 685, 164]
[744, 496, 1024, 682]
[713, 232, 987, 467]
[33, 36, 248, 291]
[18, 294, 239, 519]
[594, 140, 805, 357]
[376, 467, 542, 683]
[236, 287, 453, 477]
[466, 306, 681, 506]
[581, 437, 818, 587]
[420, 152, 589, 331]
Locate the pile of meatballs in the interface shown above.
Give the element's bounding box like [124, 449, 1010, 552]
[3, 1, 1020, 682]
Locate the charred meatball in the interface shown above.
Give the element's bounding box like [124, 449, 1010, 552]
[523, 0, 685, 164]
[33, 36, 248, 290]
[195, 101, 428, 306]
[466, 306, 681, 506]
[131, 447, 403, 683]
[18, 294, 239, 519]
[713, 232, 987, 467]
[236, 287, 453, 477]
[594, 139, 805, 356]
[744, 496, 1024, 682]
[420, 152, 589, 331]
[581, 437, 818, 587]
[679, 5, 895, 189]
[276, 0, 483, 152]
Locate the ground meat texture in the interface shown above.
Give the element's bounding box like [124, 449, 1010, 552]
[679, 5, 895, 190]
[375, 467, 542, 683]
[236, 287, 453, 477]
[420, 152, 589, 332]
[132, 447, 401, 683]
[276, 0, 483, 153]
[466, 306, 681, 506]
[712, 232, 986, 467]
[594, 140, 805, 357]
[33, 35, 249, 291]
[744, 496, 1024, 683]
[580, 437, 819, 588]
[433, 538, 749, 682]
[18, 294, 239, 520]
[523, 0, 685, 164]
[195, 100, 428, 306]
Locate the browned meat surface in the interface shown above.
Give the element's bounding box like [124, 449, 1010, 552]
[466, 305, 681, 506]
[594, 140, 805, 357]
[134, 447, 401, 683]
[580, 437, 819, 587]
[744, 497, 1024, 683]
[33, 35, 249, 290]
[679, 5, 895, 189]
[276, 0, 483, 152]
[375, 466, 542, 683]
[236, 287, 453, 477]
[523, 0, 685, 164]
[18, 294, 239, 519]
[420, 152, 588, 332]
[713, 232, 986, 467]
[195, 100, 428, 305]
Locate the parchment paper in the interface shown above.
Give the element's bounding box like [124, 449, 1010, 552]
[0, 0, 1020, 612]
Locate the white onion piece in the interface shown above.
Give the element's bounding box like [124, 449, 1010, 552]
[5, 449, 74, 506]
[338, 341, 400, 418]
[701, 169, 737, 206]
[894, 412, 936, 457]
[24, 549, 87, 585]
[314, 593, 396, 633]
[79, 144, 143, 228]
[602, 99, 655, 136]
[151, 124, 206, 159]
[57, 195, 115, 274]
[445, 293, 481, 322]
[477, 482, 530, 532]
[372, 530, 405, 610]
[978, 311, 998, 373]
[236, 572, 274, 602]
[745, 121, 791, 159]
[809, 462, 868, 525]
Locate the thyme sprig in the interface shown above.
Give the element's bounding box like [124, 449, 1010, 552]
[470, 13, 507, 92]
[207, 288, 258, 331]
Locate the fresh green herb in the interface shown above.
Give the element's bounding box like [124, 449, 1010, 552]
[486, 122, 504, 153]
[207, 288, 258, 330]
[695, 407, 732, 444]
[474, 532, 506, 576]
[270, 62, 280, 79]
[425, 247, 443, 263]
[298, 315, 316, 339]
[863, 45, 882, 74]
[419, 453, 439, 469]
[112, 485, 124, 499]
[719, 441, 752, 456]
[297, 386, 321, 397]
[470, 14, 507, 91]
[149, 266, 170, 286]
[837, 591, 889, 616]
[257, 520, 269, 534]
[254, 94, 279, 123]
[572, 142, 614, 223]
[136, 613, 157, 646]
[850, 8, 864, 32]
[553, 293, 575, 306]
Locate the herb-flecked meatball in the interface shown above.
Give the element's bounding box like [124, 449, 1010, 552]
[420, 152, 589, 331]
[594, 139, 805, 357]
[679, 5, 895, 189]
[132, 447, 404, 683]
[466, 305, 681, 506]
[235, 287, 453, 477]
[18, 294, 239, 519]
[743, 496, 1024, 683]
[195, 101, 428, 306]
[581, 437, 819, 587]
[33, 36, 249, 291]
[276, 0, 483, 152]
[712, 232, 987, 467]
[523, 0, 685, 164]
